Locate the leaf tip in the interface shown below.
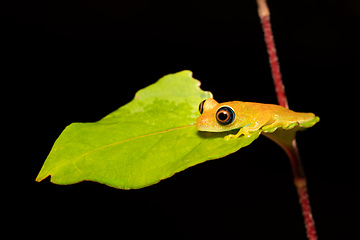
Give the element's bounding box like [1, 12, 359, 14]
[35, 172, 49, 183]
[299, 116, 320, 128]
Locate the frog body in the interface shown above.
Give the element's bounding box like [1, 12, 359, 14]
[196, 98, 316, 140]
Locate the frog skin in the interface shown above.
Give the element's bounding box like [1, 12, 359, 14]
[196, 98, 315, 140]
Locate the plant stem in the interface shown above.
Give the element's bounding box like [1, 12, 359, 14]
[257, 1, 288, 109]
[256, 1, 317, 239]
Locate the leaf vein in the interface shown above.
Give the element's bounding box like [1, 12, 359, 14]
[57, 124, 196, 169]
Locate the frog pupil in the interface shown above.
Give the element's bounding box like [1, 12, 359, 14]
[218, 112, 228, 121]
[216, 106, 235, 125]
[199, 100, 206, 114]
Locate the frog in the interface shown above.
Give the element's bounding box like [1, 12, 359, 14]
[196, 98, 316, 140]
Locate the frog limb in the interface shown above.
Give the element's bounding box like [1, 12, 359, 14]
[262, 120, 291, 131]
[224, 127, 251, 140]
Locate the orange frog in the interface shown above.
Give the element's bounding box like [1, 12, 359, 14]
[196, 98, 317, 140]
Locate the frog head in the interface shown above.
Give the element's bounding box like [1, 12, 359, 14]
[196, 98, 250, 132]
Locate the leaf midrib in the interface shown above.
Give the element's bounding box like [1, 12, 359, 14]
[36, 124, 196, 181]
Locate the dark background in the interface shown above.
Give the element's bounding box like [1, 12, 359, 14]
[4, 0, 359, 239]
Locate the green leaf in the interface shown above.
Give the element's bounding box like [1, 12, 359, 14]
[36, 70, 261, 189]
[36, 70, 319, 189]
[262, 116, 320, 149]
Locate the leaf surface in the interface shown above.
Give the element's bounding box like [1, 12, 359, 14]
[36, 71, 319, 189]
[36, 71, 261, 189]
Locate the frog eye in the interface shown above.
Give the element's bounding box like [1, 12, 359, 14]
[199, 100, 206, 114]
[216, 106, 235, 125]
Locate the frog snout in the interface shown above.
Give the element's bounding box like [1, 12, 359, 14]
[196, 116, 210, 131]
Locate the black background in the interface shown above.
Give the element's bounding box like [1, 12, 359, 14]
[4, 0, 360, 239]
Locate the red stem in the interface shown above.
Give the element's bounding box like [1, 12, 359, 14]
[260, 14, 288, 109]
[286, 140, 317, 240]
[256, 1, 317, 239]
